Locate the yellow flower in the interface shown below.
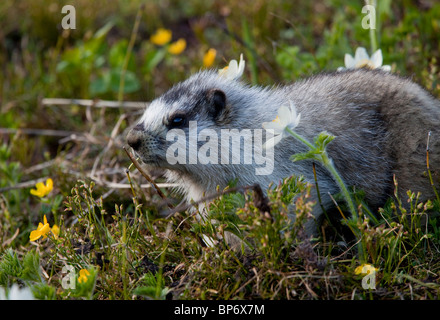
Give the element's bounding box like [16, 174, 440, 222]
[51, 225, 60, 239]
[168, 38, 186, 55]
[150, 28, 172, 46]
[29, 215, 60, 241]
[203, 48, 217, 68]
[354, 264, 378, 275]
[78, 269, 91, 284]
[29, 215, 51, 241]
[30, 178, 53, 198]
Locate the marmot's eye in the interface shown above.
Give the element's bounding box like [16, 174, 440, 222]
[168, 114, 187, 128]
[173, 117, 184, 124]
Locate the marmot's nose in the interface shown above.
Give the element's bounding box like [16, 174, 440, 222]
[127, 124, 144, 151]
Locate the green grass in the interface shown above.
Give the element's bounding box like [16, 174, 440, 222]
[1, 0, 440, 300]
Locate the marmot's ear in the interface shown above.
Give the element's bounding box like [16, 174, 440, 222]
[206, 89, 226, 119]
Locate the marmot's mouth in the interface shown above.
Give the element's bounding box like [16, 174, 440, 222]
[136, 152, 172, 169]
[137, 155, 160, 166]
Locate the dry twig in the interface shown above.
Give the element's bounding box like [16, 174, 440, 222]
[123, 146, 174, 208]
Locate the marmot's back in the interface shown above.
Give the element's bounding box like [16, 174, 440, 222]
[279, 69, 440, 206]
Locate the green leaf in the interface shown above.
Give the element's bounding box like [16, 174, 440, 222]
[21, 250, 42, 283]
[143, 49, 166, 73]
[109, 69, 140, 94]
[93, 21, 115, 40]
[89, 71, 111, 95]
[109, 39, 135, 70]
[31, 283, 56, 300]
[72, 267, 97, 299]
[377, 0, 392, 19]
[290, 150, 320, 162]
[0, 249, 21, 286]
[134, 272, 169, 300]
[94, 55, 106, 68]
[314, 131, 335, 150]
[134, 286, 169, 300]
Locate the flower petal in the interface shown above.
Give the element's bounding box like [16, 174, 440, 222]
[29, 230, 42, 241]
[370, 49, 383, 68]
[277, 105, 291, 124]
[262, 120, 284, 132]
[218, 66, 229, 76]
[344, 54, 355, 68]
[287, 101, 299, 126]
[78, 269, 91, 283]
[354, 47, 369, 62]
[45, 178, 53, 191]
[236, 54, 245, 79]
[83, 269, 91, 276]
[228, 60, 238, 75]
[203, 48, 217, 68]
[35, 182, 44, 190]
[218, 55, 245, 80]
[150, 28, 172, 46]
[263, 134, 283, 150]
[354, 264, 377, 275]
[40, 223, 51, 235]
[30, 182, 45, 197]
[30, 188, 40, 196]
[354, 265, 364, 275]
[380, 65, 391, 72]
[168, 38, 186, 55]
[288, 113, 301, 130]
[51, 225, 60, 239]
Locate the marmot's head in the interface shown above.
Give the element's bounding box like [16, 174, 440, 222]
[126, 70, 241, 170]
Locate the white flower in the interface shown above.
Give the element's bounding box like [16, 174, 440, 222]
[0, 284, 35, 300]
[337, 47, 391, 72]
[218, 54, 245, 80]
[262, 101, 301, 149]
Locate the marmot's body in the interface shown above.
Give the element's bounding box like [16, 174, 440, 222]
[127, 69, 440, 232]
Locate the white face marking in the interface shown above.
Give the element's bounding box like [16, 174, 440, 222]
[139, 99, 186, 130]
[139, 100, 165, 131]
[139, 100, 180, 135]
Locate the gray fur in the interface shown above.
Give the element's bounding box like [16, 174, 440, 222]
[127, 68, 440, 233]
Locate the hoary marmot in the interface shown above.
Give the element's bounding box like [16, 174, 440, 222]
[127, 67, 440, 235]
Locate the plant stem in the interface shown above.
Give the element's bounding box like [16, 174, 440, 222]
[285, 127, 363, 258]
[367, 0, 378, 53]
[285, 127, 314, 149]
[285, 127, 358, 220]
[242, 19, 258, 85]
[321, 152, 358, 220]
[369, 22, 378, 53]
[118, 4, 143, 103]
[426, 131, 440, 204]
